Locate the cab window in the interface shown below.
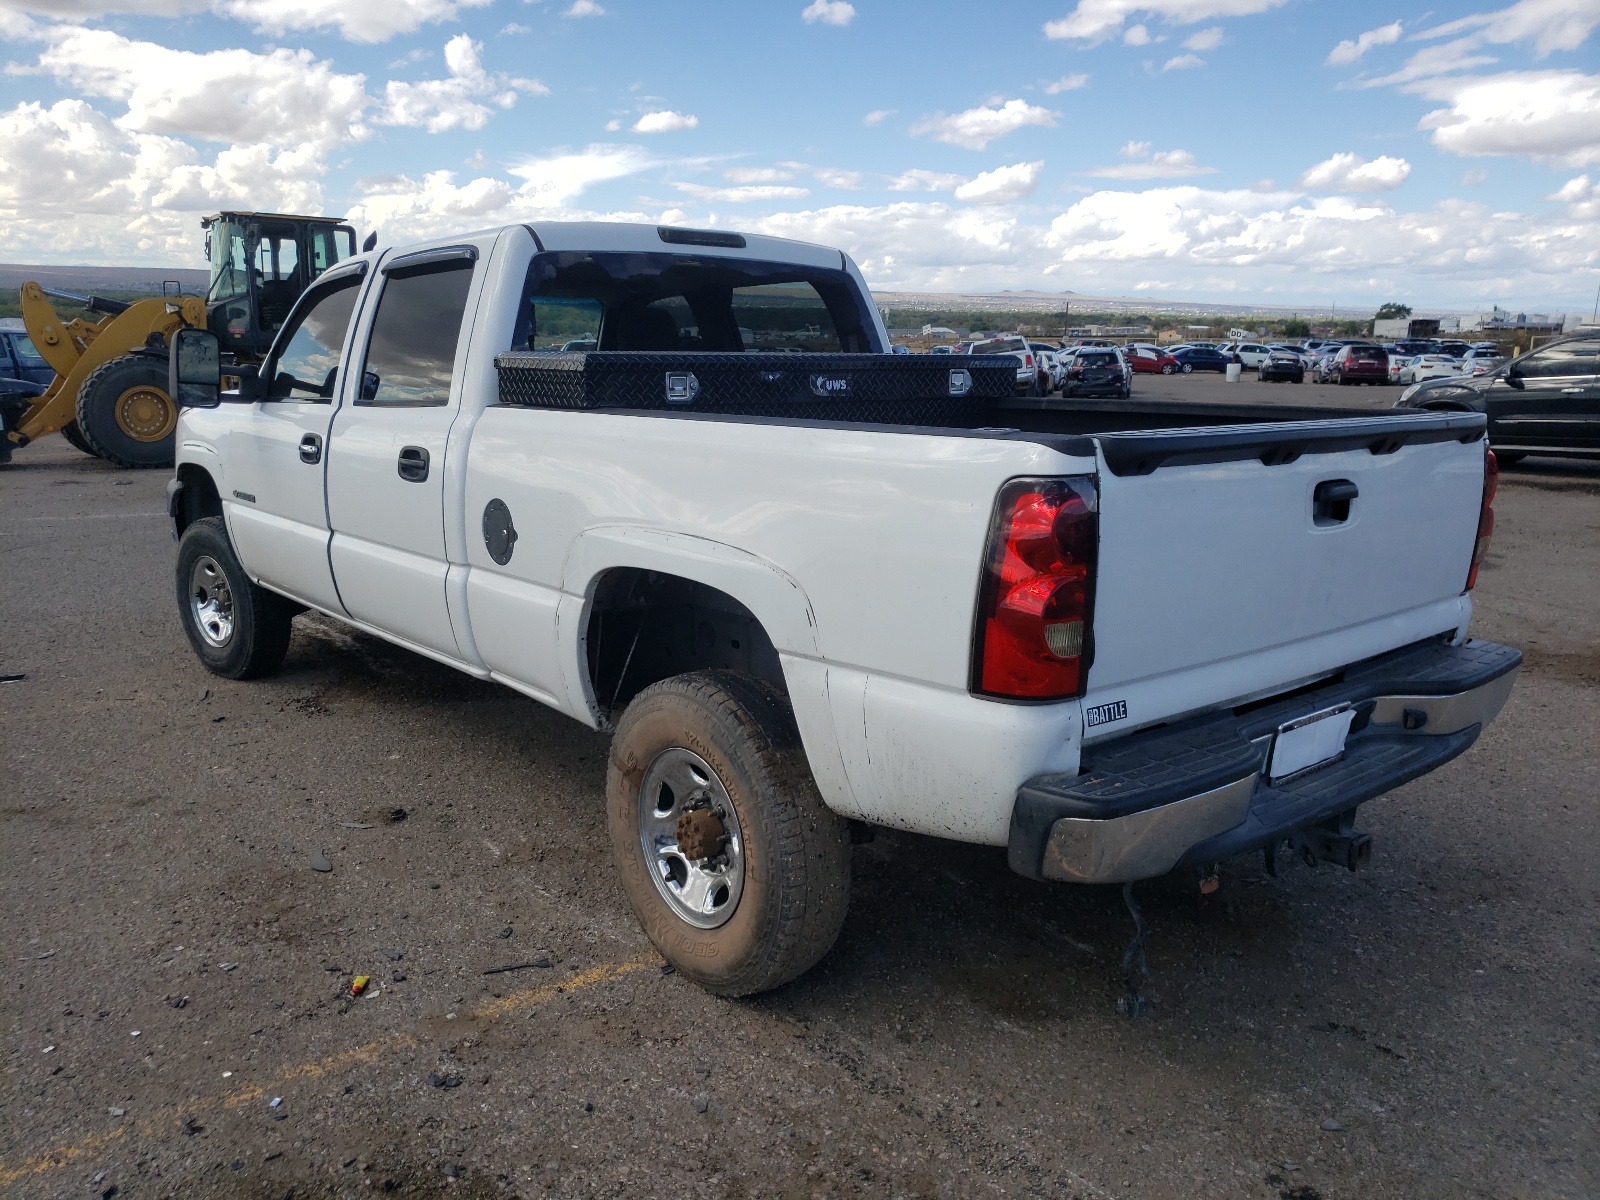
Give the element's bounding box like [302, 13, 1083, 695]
[268, 275, 363, 401]
[358, 260, 475, 407]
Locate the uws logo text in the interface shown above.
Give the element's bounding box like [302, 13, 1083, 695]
[808, 374, 851, 397]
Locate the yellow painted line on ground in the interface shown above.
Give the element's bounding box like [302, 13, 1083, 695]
[0, 958, 655, 1187]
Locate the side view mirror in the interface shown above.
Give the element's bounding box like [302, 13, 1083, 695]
[169, 328, 221, 409]
[1504, 364, 1523, 389]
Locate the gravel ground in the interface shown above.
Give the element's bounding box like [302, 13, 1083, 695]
[2, 382, 1596, 1200]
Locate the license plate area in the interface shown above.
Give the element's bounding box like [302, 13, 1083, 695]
[1268, 703, 1355, 784]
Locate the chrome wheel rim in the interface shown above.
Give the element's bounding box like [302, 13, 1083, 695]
[637, 747, 745, 929]
[189, 555, 235, 648]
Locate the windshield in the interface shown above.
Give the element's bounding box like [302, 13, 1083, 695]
[514, 251, 877, 353]
[207, 219, 249, 304]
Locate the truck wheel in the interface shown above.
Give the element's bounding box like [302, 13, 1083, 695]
[175, 517, 294, 679]
[60, 420, 99, 457]
[75, 355, 177, 469]
[607, 670, 851, 996]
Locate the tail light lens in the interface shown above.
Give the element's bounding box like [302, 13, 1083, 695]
[1465, 446, 1497, 591]
[972, 477, 1098, 700]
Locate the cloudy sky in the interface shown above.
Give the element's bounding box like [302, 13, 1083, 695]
[1, 0, 1598, 309]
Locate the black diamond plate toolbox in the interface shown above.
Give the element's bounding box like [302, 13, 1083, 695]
[493, 352, 1018, 425]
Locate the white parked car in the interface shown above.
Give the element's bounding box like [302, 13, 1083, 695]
[1462, 348, 1505, 377]
[1398, 354, 1464, 385]
[1217, 342, 1273, 368]
[163, 219, 1519, 996]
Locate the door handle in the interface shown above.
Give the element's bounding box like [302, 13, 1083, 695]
[298, 433, 322, 464]
[1312, 478, 1358, 525]
[1560, 387, 1584, 394]
[397, 445, 430, 482]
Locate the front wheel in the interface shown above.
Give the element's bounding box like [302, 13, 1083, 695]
[1161, 363, 1175, 374]
[606, 671, 851, 996]
[175, 517, 294, 679]
[1181, 363, 1192, 374]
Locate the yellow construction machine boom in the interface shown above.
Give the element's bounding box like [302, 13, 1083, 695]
[2, 283, 206, 467]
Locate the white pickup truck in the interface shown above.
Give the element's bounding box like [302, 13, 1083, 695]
[166, 221, 1519, 996]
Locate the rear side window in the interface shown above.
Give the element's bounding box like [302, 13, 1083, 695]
[1519, 343, 1599, 378]
[268, 275, 362, 400]
[358, 261, 475, 407]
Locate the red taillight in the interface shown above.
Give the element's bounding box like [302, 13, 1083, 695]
[972, 477, 1098, 699]
[1024, 353, 1034, 367]
[1465, 446, 1497, 591]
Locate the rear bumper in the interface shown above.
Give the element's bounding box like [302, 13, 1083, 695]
[1008, 639, 1520, 884]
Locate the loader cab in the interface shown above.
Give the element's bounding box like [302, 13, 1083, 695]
[202, 212, 357, 359]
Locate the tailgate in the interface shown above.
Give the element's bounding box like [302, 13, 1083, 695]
[1081, 412, 1488, 737]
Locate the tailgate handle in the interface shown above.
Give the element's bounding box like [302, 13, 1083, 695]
[1313, 479, 1358, 525]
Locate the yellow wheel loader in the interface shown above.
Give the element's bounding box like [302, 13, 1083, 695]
[1, 211, 359, 468]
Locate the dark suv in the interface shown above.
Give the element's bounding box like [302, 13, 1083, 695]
[0, 318, 55, 389]
[1395, 331, 1600, 461]
[1322, 343, 1388, 385]
[1059, 347, 1130, 398]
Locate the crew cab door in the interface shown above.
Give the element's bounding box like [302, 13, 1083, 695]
[325, 246, 479, 659]
[1488, 340, 1600, 449]
[224, 266, 366, 614]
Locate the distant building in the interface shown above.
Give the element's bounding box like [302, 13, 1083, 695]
[1373, 317, 1442, 339]
[920, 324, 958, 338]
[1465, 307, 1566, 334]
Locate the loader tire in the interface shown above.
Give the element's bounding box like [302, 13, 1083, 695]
[176, 517, 294, 680]
[60, 420, 99, 458]
[76, 355, 177, 469]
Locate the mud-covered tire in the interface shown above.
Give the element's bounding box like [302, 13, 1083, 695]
[175, 517, 293, 679]
[76, 355, 176, 469]
[59, 420, 99, 457]
[607, 670, 851, 996]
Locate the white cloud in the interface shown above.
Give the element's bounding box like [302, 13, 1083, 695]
[1356, 39, 1499, 88]
[886, 167, 966, 192]
[1414, 70, 1600, 166]
[1549, 173, 1600, 218]
[1044, 73, 1090, 93]
[1122, 22, 1151, 43]
[1082, 147, 1214, 179]
[724, 166, 795, 183]
[632, 109, 697, 133]
[1162, 52, 1204, 70]
[1184, 25, 1222, 50]
[0, 97, 327, 262]
[378, 34, 545, 134]
[1298, 151, 1412, 192]
[801, 0, 855, 25]
[747, 188, 1599, 304]
[675, 182, 811, 202]
[500, 21, 529, 33]
[910, 98, 1057, 150]
[1418, 0, 1600, 59]
[1043, 0, 1287, 44]
[1326, 20, 1401, 65]
[604, 118, 622, 131]
[563, 0, 603, 15]
[1462, 167, 1489, 184]
[505, 143, 658, 205]
[216, 0, 491, 42]
[31, 25, 370, 151]
[812, 166, 864, 188]
[863, 108, 894, 125]
[953, 160, 1044, 204]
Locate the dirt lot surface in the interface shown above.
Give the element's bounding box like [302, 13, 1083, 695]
[3, 379, 1597, 1200]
